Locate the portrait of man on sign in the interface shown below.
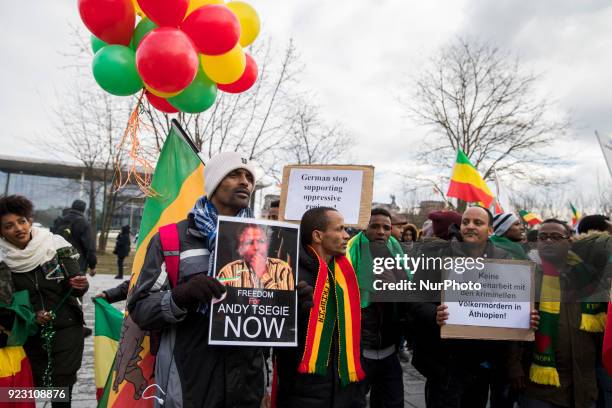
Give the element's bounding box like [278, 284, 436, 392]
[217, 223, 295, 290]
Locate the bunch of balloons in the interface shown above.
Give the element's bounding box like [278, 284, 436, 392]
[79, 0, 260, 114]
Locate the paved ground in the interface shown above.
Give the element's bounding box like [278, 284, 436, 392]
[67, 274, 426, 407]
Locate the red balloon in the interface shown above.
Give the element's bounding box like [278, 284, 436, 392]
[146, 91, 179, 113]
[137, 0, 189, 27]
[136, 27, 199, 94]
[181, 5, 240, 56]
[78, 0, 135, 46]
[217, 53, 258, 94]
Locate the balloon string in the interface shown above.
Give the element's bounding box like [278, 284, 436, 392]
[114, 89, 157, 197]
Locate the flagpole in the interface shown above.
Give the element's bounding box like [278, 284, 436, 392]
[171, 119, 202, 162]
[595, 130, 612, 178]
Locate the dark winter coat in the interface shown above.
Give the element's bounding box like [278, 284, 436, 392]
[10, 245, 87, 387]
[359, 241, 408, 352]
[104, 280, 130, 304]
[57, 209, 97, 270]
[274, 246, 362, 408]
[410, 239, 510, 380]
[127, 216, 264, 408]
[114, 226, 131, 258]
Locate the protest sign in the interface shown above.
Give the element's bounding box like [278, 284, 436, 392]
[441, 259, 535, 341]
[208, 216, 299, 346]
[279, 164, 374, 229]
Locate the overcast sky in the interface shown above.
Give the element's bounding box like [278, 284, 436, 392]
[0, 0, 610, 207]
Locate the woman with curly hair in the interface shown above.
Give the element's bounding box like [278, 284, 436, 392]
[0, 195, 88, 407]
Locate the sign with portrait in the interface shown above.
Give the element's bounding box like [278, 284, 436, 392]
[208, 216, 299, 346]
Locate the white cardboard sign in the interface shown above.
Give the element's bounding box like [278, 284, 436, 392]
[284, 168, 363, 225]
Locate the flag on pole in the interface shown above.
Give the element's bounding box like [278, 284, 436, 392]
[570, 203, 581, 226]
[519, 210, 542, 226]
[595, 131, 612, 177]
[94, 298, 123, 401]
[447, 149, 494, 207]
[99, 121, 205, 408]
[493, 200, 504, 215]
[492, 167, 512, 214]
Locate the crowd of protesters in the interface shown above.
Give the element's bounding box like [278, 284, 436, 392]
[0, 150, 610, 408]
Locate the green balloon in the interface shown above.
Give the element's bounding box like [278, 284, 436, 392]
[90, 35, 107, 54]
[130, 18, 158, 50]
[169, 69, 218, 113]
[92, 45, 143, 96]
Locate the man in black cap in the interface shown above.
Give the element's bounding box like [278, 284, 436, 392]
[55, 199, 98, 277]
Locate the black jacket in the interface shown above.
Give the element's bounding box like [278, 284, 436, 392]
[104, 280, 130, 304]
[114, 227, 131, 258]
[60, 209, 97, 270]
[410, 239, 510, 379]
[11, 245, 87, 387]
[359, 241, 408, 352]
[128, 216, 264, 408]
[274, 246, 361, 408]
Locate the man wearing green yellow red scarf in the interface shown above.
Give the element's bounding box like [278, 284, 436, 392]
[346, 208, 412, 408]
[521, 219, 604, 408]
[274, 207, 365, 408]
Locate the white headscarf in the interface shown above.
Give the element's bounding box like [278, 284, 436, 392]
[0, 226, 71, 273]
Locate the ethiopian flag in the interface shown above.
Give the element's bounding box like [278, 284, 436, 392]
[98, 121, 205, 407]
[0, 290, 37, 408]
[570, 203, 581, 226]
[94, 298, 123, 401]
[520, 210, 542, 226]
[447, 148, 494, 207]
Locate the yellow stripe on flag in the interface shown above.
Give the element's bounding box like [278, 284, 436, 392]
[94, 336, 119, 389]
[450, 163, 493, 196]
[0, 346, 27, 378]
[129, 164, 205, 289]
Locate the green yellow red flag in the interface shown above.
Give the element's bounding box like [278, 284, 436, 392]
[447, 149, 494, 207]
[519, 210, 542, 226]
[570, 203, 581, 226]
[98, 121, 204, 407]
[94, 298, 123, 401]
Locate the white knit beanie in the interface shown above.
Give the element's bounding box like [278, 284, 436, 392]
[201, 152, 257, 198]
[493, 213, 519, 236]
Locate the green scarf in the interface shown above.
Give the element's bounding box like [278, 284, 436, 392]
[0, 290, 38, 346]
[489, 235, 528, 260]
[346, 232, 411, 308]
[529, 251, 607, 387]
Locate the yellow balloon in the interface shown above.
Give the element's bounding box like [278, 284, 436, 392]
[132, 0, 145, 17]
[186, 0, 225, 17]
[227, 1, 260, 47]
[144, 84, 180, 98]
[201, 44, 246, 84]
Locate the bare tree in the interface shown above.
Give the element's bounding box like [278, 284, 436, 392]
[39, 81, 139, 252]
[282, 100, 353, 168]
[404, 38, 569, 187]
